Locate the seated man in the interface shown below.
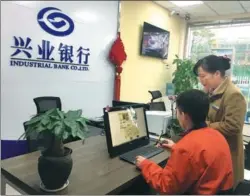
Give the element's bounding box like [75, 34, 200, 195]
[135, 89, 233, 195]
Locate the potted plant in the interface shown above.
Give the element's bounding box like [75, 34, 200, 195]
[172, 55, 198, 95]
[166, 55, 198, 139]
[19, 108, 89, 192]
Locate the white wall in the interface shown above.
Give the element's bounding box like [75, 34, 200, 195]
[1, 1, 118, 139]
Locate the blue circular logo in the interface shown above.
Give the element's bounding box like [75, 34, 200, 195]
[37, 7, 74, 37]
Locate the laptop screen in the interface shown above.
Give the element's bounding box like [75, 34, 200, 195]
[108, 107, 147, 147]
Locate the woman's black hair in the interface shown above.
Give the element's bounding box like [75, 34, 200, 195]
[193, 55, 231, 77]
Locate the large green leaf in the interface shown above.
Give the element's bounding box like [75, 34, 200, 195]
[64, 119, 77, 135]
[41, 116, 50, 126]
[76, 130, 86, 140]
[25, 115, 43, 125]
[62, 130, 69, 140]
[65, 110, 82, 120]
[47, 121, 61, 130]
[36, 124, 47, 132]
[54, 123, 63, 137]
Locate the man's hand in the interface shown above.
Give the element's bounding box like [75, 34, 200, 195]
[135, 156, 146, 169]
[157, 139, 175, 149]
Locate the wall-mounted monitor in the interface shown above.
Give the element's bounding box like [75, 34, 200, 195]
[140, 22, 170, 59]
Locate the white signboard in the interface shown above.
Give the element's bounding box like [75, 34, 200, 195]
[1, 1, 118, 140]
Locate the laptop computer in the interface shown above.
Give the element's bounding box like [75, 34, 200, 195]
[103, 104, 163, 164]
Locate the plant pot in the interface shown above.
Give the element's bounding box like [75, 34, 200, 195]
[38, 147, 73, 191]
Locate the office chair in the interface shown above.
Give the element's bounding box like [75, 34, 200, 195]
[148, 90, 166, 111]
[234, 180, 250, 195]
[149, 102, 166, 111]
[148, 90, 162, 102]
[33, 96, 62, 114]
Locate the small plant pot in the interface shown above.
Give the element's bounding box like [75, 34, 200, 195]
[38, 147, 73, 191]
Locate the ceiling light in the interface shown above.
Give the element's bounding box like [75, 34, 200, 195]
[170, 1, 203, 7]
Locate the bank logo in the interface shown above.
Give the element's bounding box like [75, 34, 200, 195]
[37, 7, 74, 37]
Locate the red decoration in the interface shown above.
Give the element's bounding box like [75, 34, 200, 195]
[109, 32, 127, 101]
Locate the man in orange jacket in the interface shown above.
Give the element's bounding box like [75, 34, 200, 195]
[136, 89, 233, 195]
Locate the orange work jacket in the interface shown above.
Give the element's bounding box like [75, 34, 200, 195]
[140, 127, 233, 195]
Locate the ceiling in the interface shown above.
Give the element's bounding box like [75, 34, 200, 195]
[154, 1, 250, 23]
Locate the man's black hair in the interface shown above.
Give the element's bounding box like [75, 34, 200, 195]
[176, 89, 209, 126]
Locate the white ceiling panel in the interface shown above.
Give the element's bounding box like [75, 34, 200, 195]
[240, 1, 250, 8]
[154, 1, 189, 17]
[190, 11, 217, 18]
[154, 1, 250, 21]
[181, 4, 217, 17]
[154, 1, 176, 9]
[205, 1, 245, 15]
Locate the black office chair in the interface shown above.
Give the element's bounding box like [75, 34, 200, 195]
[234, 180, 250, 195]
[33, 96, 62, 114]
[148, 90, 162, 102]
[148, 90, 166, 111]
[149, 102, 166, 111]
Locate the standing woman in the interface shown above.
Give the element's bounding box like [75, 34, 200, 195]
[193, 55, 247, 189]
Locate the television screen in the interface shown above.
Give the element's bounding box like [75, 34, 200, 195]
[140, 22, 170, 59]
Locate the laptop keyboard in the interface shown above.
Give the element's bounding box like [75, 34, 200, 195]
[120, 145, 164, 164]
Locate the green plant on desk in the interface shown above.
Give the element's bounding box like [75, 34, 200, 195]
[19, 108, 89, 192]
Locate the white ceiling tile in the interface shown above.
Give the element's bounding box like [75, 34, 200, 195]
[154, 1, 176, 9]
[180, 3, 209, 12]
[205, 1, 245, 15]
[205, 1, 240, 8]
[190, 11, 217, 17]
[217, 8, 245, 15]
[155, 1, 249, 20]
[180, 3, 217, 17]
[240, 1, 250, 8]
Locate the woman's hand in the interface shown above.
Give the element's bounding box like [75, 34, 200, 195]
[157, 139, 175, 149]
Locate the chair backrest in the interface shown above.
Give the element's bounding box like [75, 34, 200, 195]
[33, 96, 61, 114]
[234, 180, 250, 195]
[149, 102, 166, 111]
[148, 91, 162, 102]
